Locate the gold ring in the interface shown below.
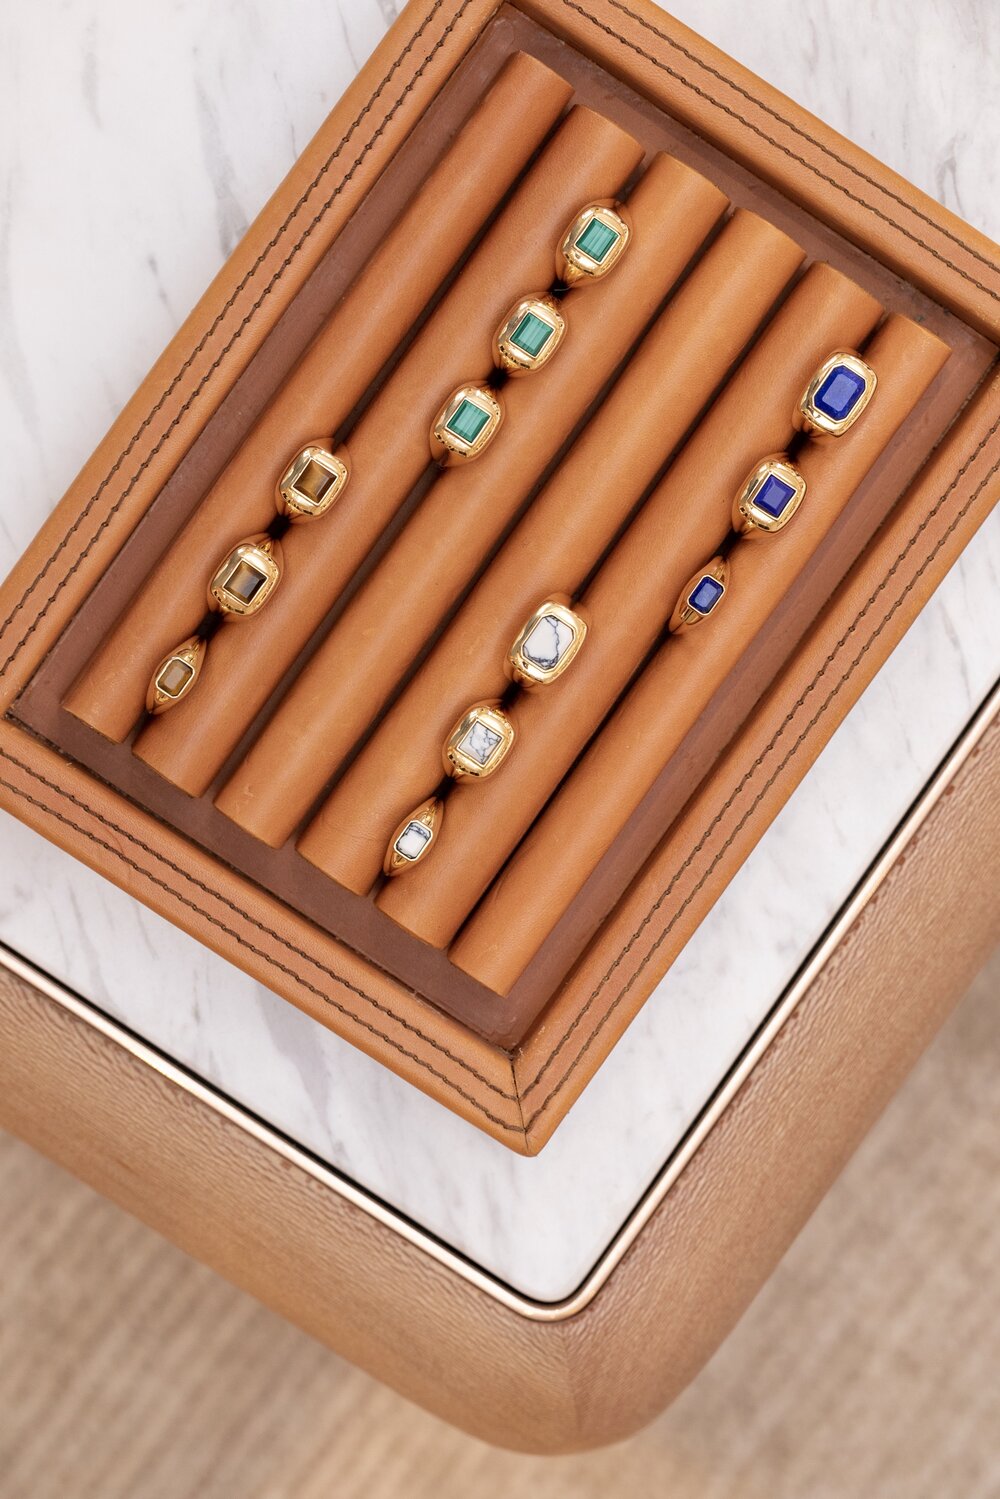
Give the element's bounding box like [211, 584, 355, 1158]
[443, 703, 515, 780]
[208, 535, 282, 617]
[556, 202, 631, 286]
[794, 351, 877, 440]
[732, 455, 806, 536]
[506, 596, 588, 688]
[493, 295, 566, 376]
[669, 556, 729, 633]
[383, 797, 441, 877]
[430, 384, 504, 465]
[276, 442, 350, 521]
[146, 634, 206, 715]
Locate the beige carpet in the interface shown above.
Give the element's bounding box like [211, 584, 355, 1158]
[1, 951, 998, 1499]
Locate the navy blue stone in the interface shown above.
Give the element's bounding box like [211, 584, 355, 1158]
[814, 363, 867, 422]
[754, 471, 797, 520]
[688, 574, 725, 616]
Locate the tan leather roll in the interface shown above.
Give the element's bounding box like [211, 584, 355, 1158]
[222, 170, 753, 850]
[300, 210, 811, 890]
[370, 263, 884, 939]
[63, 53, 574, 742]
[445, 314, 950, 991]
[129, 106, 643, 793]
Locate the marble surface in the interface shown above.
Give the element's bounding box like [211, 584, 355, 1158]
[0, 1, 997, 1302]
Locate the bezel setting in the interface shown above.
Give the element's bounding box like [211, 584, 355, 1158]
[208, 536, 282, 617]
[145, 635, 206, 715]
[506, 597, 588, 687]
[383, 797, 441, 877]
[493, 295, 566, 376]
[669, 556, 729, 633]
[557, 202, 631, 285]
[443, 703, 515, 780]
[276, 442, 350, 521]
[795, 350, 877, 439]
[732, 455, 807, 536]
[430, 385, 504, 464]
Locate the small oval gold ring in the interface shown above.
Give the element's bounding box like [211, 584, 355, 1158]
[669, 556, 729, 633]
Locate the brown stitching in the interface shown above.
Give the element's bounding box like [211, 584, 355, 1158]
[558, 0, 1000, 301]
[1, 0, 998, 1129]
[0, 0, 473, 678]
[0, 744, 522, 1121]
[594, 0, 999, 277]
[520, 421, 1000, 1125]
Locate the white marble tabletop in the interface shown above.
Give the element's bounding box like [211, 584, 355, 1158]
[1, 0, 997, 1302]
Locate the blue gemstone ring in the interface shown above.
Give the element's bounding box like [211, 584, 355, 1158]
[732, 455, 807, 536]
[795, 350, 877, 440]
[669, 556, 729, 633]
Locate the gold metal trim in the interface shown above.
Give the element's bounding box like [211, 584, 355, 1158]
[732, 455, 807, 536]
[506, 596, 587, 687]
[795, 350, 877, 440]
[493, 295, 566, 376]
[3, 680, 996, 1322]
[669, 555, 729, 632]
[443, 702, 515, 779]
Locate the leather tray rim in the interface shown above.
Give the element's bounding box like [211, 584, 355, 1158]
[2, 671, 996, 1321]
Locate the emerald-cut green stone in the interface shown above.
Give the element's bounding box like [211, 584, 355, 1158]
[575, 217, 619, 263]
[510, 310, 554, 359]
[446, 397, 491, 446]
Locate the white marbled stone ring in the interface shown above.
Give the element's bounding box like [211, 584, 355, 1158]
[506, 596, 588, 688]
[443, 703, 515, 780]
[383, 797, 441, 877]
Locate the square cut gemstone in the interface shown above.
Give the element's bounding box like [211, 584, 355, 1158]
[575, 217, 619, 263]
[753, 471, 797, 520]
[446, 398, 492, 447]
[224, 558, 269, 604]
[295, 457, 338, 505]
[395, 820, 432, 862]
[522, 613, 575, 670]
[459, 719, 503, 766]
[688, 575, 725, 616]
[510, 310, 554, 359]
[814, 363, 868, 422]
[158, 657, 194, 697]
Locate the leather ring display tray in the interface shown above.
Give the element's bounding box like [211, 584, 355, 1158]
[0, 0, 997, 1154]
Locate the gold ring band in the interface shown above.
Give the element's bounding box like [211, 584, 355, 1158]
[506, 596, 588, 688]
[556, 201, 631, 286]
[669, 556, 729, 633]
[276, 442, 351, 521]
[383, 797, 442, 877]
[732, 455, 806, 536]
[794, 350, 877, 440]
[430, 384, 504, 466]
[443, 702, 515, 780]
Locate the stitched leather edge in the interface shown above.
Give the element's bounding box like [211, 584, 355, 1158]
[0, 2, 996, 1134]
[0, 745, 525, 1134]
[519, 413, 1000, 1122]
[0, 0, 474, 679]
[559, 0, 1000, 298]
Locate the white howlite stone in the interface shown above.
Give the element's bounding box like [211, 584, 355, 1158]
[395, 822, 431, 861]
[523, 614, 575, 669]
[0, 0, 997, 1302]
[460, 720, 502, 766]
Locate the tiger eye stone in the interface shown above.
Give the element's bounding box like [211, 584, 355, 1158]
[224, 559, 268, 604]
[158, 657, 195, 697]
